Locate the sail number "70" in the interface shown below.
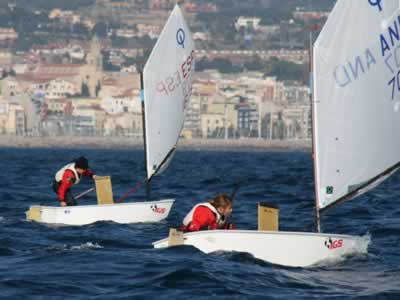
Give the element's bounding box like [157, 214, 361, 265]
[388, 70, 400, 100]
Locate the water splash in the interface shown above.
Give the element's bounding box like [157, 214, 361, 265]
[310, 233, 371, 268]
[69, 242, 103, 250]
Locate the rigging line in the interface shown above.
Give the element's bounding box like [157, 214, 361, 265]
[225, 181, 242, 225]
[115, 179, 147, 203]
[230, 181, 242, 200]
[75, 187, 95, 200]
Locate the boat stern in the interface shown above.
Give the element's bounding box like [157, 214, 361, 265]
[153, 228, 185, 248]
[26, 206, 42, 222]
[153, 238, 170, 249]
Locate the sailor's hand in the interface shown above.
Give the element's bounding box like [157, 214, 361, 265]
[60, 201, 67, 207]
[92, 174, 97, 180]
[228, 224, 236, 230]
[224, 223, 236, 230]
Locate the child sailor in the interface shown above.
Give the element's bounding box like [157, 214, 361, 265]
[182, 193, 236, 232]
[53, 156, 95, 206]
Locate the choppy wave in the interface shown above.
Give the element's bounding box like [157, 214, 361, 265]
[0, 148, 399, 298]
[69, 242, 104, 251]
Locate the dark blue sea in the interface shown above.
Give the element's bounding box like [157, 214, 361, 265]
[0, 147, 399, 299]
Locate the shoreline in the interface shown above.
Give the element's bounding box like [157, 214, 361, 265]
[0, 136, 312, 151]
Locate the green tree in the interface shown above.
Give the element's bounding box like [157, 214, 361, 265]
[196, 57, 242, 73]
[92, 22, 108, 39]
[15, 0, 95, 10]
[266, 58, 307, 81]
[95, 81, 101, 97]
[72, 23, 89, 36]
[81, 82, 90, 97]
[244, 55, 263, 71]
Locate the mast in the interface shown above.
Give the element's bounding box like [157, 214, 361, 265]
[224, 103, 228, 140]
[140, 71, 150, 199]
[309, 26, 321, 233]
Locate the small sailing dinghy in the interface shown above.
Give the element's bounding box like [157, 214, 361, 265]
[26, 4, 195, 226]
[153, 1, 400, 267]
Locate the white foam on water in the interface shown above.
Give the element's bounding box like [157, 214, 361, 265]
[48, 242, 104, 251]
[352, 232, 371, 253]
[69, 242, 103, 250]
[312, 233, 371, 268]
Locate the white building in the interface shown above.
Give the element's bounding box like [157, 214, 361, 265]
[27, 78, 78, 100]
[45, 98, 67, 115]
[193, 32, 210, 41]
[46, 79, 77, 99]
[235, 17, 261, 31]
[101, 89, 141, 115]
[282, 105, 311, 140]
[48, 9, 81, 24]
[121, 65, 137, 73]
[71, 106, 106, 135]
[115, 29, 137, 38]
[0, 51, 13, 72]
[0, 28, 18, 42]
[136, 24, 162, 39]
[0, 77, 21, 97]
[13, 64, 29, 75]
[103, 112, 142, 137]
[69, 45, 85, 61]
[0, 101, 25, 135]
[183, 94, 201, 138]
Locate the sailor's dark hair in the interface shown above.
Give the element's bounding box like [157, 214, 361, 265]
[209, 193, 232, 209]
[74, 156, 89, 170]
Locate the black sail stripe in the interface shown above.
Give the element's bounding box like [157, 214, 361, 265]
[320, 161, 400, 214]
[147, 146, 177, 183]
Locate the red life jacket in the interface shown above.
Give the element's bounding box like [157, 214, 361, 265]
[182, 203, 225, 232]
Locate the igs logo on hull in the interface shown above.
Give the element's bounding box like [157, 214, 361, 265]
[324, 238, 343, 250]
[151, 204, 166, 214]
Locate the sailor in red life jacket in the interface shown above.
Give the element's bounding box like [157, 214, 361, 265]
[53, 156, 95, 207]
[182, 193, 235, 232]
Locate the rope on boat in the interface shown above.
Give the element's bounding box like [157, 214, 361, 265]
[75, 187, 95, 200]
[115, 179, 146, 203]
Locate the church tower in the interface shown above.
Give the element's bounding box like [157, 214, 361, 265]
[83, 36, 103, 97]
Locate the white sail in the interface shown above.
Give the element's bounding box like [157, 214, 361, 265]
[143, 5, 195, 180]
[313, 0, 400, 211]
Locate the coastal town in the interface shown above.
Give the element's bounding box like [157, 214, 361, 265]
[0, 0, 333, 142]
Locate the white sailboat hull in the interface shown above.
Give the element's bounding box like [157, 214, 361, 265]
[27, 199, 174, 226]
[153, 230, 369, 267]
